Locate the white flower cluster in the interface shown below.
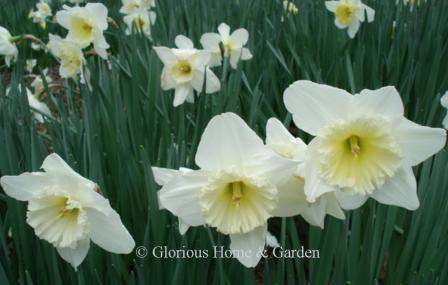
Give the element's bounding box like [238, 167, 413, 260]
[153, 81, 446, 268]
[120, 0, 157, 37]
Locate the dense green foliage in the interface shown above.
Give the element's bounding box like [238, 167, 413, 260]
[1, 0, 447, 284]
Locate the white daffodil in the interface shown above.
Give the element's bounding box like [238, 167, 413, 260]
[123, 10, 156, 36]
[156, 113, 298, 267]
[265, 118, 345, 228]
[200, 23, 252, 68]
[31, 69, 53, 96]
[29, 1, 52, 29]
[48, 34, 85, 79]
[25, 59, 37, 73]
[0, 26, 18, 66]
[283, 1, 299, 15]
[26, 88, 52, 123]
[441, 91, 448, 129]
[120, 0, 155, 15]
[56, 3, 109, 59]
[153, 35, 221, 107]
[325, 0, 375, 38]
[284, 80, 447, 210]
[0, 153, 135, 269]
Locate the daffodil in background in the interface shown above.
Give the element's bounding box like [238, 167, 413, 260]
[31, 68, 53, 96]
[29, 0, 52, 29]
[48, 34, 85, 79]
[0, 26, 18, 66]
[0, 153, 135, 269]
[120, 0, 155, 15]
[123, 9, 156, 37]
[441, 91, 448, 129]
[156, 113, 298, 267]
[153, 35, 221, 107]
[25, 59, 37, 73]
[56, 3, 110, 59]
[284, 81, 446, 210]
[200, 23, 252, 68]
[325, 0, 375, 38]
[265, 118, 345, 228]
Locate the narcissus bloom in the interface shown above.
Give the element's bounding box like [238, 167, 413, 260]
[156, 113, 297, 267]
[200, 23, 252, 68]
[120, 0, 155, 15]
[441, 92, 448, 129]
[0, 26, 18, 66]
[29, 1, 52, 29]
[283, 1, 299, 15]
[56, 3, 109, 58]
[26, 88, 52, 123]
[123, 10, 156, 36]
[325, 0, 375, 38]
[31, 68, 53, 96]
[284, 81, 447, 210]
[0, 154, 135, 269]
[153, 35, 221, 107]
[48, 34, 85, 79]
[25, 59, 37, 73]
[265, 118, 345, 228]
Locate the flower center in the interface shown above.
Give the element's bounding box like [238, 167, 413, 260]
[318, 117, 402, 194]
[71, 16, 94, 45]
[60, 48, 82, 76]
[27, 194, 88, 248]
[172, 60, 193, 82]
[335, 3, 355, 25]
[200, 171, 277, 235]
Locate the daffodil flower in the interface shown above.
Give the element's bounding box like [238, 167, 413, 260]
[56, 3, 110, 59]
[29, 1, 52, 29]
[26, 88, 52, 123]
[200, 23, 252, 68]
[123, 10, 156, 36]
[325, 0, 375, 38]
[0, 26, 18, 66]
[48, 34, 85, 79]
[284, 81, 447, 210]
[31, 68, 53, 96]
[441, 91, 448, 129]
[153, 35, 221, 107]
[120, 0, 155, 15]
[156, 113, 298, 267]
[0, 153, 135, 269]
[265, 118, 345, 228]
[25, 59, 37, 73]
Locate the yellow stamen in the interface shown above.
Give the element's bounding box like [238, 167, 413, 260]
[231, 182, 243, 206]
[348, 135, 361, 157]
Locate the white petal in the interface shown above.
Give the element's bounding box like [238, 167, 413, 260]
[303, 139, 338, 202]
[195, 113, 266, 171]
[87, 208, 135, 254]
[300, 202, 326, 228]
[443, 114, 448, 129]
[175, 35, 194, 50]
[335, 190, 368, 210]
[200, 33, 221, 52]
[323, 193, 345, 219]
[272, 177, 308, 217]
[55, 10, 71, 29]
[173, 85, 193, 107]
[283, 80, 352, 136]
[229, 48, 242, 69]
[353, 86, 404, 117]
[57, 238, 90, 270]
[265, 118, 306, 160]
[241, 47, 252, 60]
[230, 28, 249, 46]
[205, 68, 221, 93]
[394, 118, 446, 166]
[0, 173, 51, 201]
[325, 1, 338, 12]
[364, 4, 375, 23]
[152, 167, 180, 186]
[153, 47, 177, 65]
[178, 218, 190, 235]
[217, 23, 230, 38]
[158, 170, 208, 227]
[86, 3, 108, 30]
[370, 167, 419, 210]
[266, 231, 280, 248]
[347, 20, 360, 38]
[229, 224, 266, 268]
[41, 153, 77, 175]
